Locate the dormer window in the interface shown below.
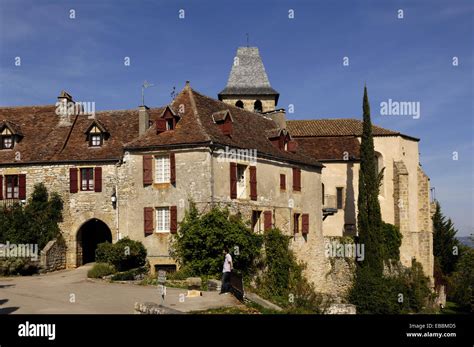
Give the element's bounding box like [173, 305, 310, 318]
[85, 121, 108, 148]
[267, 128, 297, 152]
[157, 106, 180, 134]
[0, 121, 22, 150]
[212, 110, 233, 136]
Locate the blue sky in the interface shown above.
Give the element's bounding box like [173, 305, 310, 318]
[0, 0, 472, 236]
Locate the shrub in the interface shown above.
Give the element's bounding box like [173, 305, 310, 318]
[172, 203, 263, 277]
[255, 228, 326, 313]
[95, 238, 147, 272]
[87, 263, 116, 278]
[0, 258, 39, 276]
[111, 267, 148, 281]
[349, 260, 432, 314]
[382, 222, 402, 261]
[447, 246, 474, 312]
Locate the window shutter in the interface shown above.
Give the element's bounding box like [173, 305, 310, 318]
[263, 211, 272, 231]
[170, 206, 178, 234]
[249, 166, 257, 201]
[293, 168, 301, 191]
[156, 119, 167, 134]
[230, 162, 237, 199]
[70, 168, 78, 193]
[144, 207, 154, 235]
[94, 167, 102, 192]
[0, 175, 3, 200]
[280, 174, 286, 190]
[19, 174, 26, 200]
[302, 214, 309, 234]
[143, 155, 153, 185]
[221, 118, 232, 136]
[170, 153, 176, 185]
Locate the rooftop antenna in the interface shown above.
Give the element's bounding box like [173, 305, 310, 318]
[170, 86, 177, 100]
[141, 80, 154, 106]
[246, 33, 249, 47]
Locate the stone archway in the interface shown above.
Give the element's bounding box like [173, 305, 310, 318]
[76, 218, 112, 266]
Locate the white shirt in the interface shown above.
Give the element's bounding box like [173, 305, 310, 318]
[223, 253, 232, 273]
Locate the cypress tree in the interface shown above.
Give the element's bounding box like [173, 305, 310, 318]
[357, 86, 384, 275]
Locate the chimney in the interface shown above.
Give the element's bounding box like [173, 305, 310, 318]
[56, 90, 74, 127]
[265, 109, 286, 130]
[139, 105, 150, 136]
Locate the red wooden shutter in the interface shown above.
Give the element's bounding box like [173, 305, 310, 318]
[170, 153, 176, 185]
[293, 168, 301, 191]
[156, 119, 167, 133]
[94, 167, 102, 192]
[230, 162, 237, 199]
[70, 168, 78, 193]
[170, 206, 178, 234]
[144, 207, 154, 235]
[302, 214, 309, 234]
[249, 166, 257, 201]
[18, 174, 26, 200]
[280, 174, 286, 190]
[221, 117, 232, 136]
[0, 175, 3, 200]
[143, 155, 153, 186]
[264, 211, 272, 231]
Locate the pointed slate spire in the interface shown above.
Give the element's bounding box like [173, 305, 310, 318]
[218, 47, 279, 105]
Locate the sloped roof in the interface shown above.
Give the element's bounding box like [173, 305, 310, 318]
[287, 119, 419, 141]
[0, 105, 164, 164]
[126, 85, 322, 168]
[218, 47, 279, 102]
[295, 136, 360, 161]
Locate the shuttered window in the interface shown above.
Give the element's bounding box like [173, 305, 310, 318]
[0, 175, 3, 200]
[143, 155, 153, 185]
[302, 214, 309, 234]
[5, 175, 19, 199]
[156, 207, 170, 233]
[80, 168, 94, 191]
[94, 167, 102, 192]
[292, 168, 301, 191]
[264, 211, 272, 231]
[249, 166, 257, 201]
[337, 187, 344, 209]
[170, 206, 178, 233]
[155, 155, 170, 183]
[280, 174, 286, 190]
[230, 162, 237, 199]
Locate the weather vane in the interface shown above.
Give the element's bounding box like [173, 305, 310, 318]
[141, 80, 154, 106]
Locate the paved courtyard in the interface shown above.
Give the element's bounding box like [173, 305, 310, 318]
[0, 264, 240, 314]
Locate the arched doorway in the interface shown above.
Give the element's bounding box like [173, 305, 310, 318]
[76, 219, 112, 266]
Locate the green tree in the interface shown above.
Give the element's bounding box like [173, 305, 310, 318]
[357, 86, 385, 274]
[172, 202, 263, 277]
[0, 183, 63, 250]
[447, 245, 473, 312]
[432, 201, 460, 276]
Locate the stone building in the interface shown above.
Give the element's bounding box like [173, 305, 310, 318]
[0, 46, 433, 296]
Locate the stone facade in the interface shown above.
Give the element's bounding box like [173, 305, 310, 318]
[40, 238, 66, 272]
[221, 96, 276, 113]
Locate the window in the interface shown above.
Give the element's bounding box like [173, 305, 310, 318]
[237, 164, 247, 198]
[156, 207, 170, 233]
[293, 213, 300, 234]
[90, 134, 102, 147]
[280, 174, 286, 190]
[1, 127, 14, 150]
[336, 187, 344, 209]
[155, 155, 170, 183]
[235, 100, 244, 108]
[322, 183, 325, 205]
[80, 168, 94, 191]
[251, 210, 262, 233]
[5, 175, 19, 199]
[254, 100, 263, 112]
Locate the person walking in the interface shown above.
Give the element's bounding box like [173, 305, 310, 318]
[220, 247, 233, 294]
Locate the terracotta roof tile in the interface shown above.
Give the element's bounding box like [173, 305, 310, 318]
[287, 119, 419, 141]
[295, 136, 360, 161]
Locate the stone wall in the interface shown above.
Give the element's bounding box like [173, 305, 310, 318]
[40, 238, 66, 272]
[221, 96, 276, 113]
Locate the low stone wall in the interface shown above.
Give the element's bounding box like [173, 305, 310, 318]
[134, 302, 183, 314]
[40, 238, 66, 272]
[327, 304, 357, 314]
